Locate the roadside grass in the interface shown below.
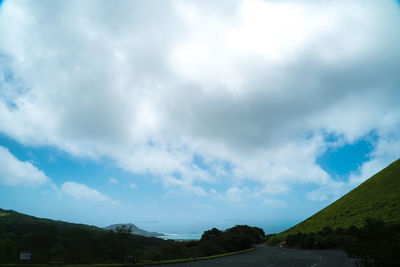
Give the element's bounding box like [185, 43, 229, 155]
[0, 248, 255, 267]
[137, 248, 255, 265]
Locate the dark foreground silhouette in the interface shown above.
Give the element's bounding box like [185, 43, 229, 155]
[159, 244, 355, 267]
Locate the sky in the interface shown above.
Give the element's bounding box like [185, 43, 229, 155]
[0, 0, 400, 234]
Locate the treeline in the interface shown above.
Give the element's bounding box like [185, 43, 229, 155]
[282, 218, 400, 266]
[0, 223, 265, 264]
[0, 225, 169, 264]
[199, 225, 265, 255]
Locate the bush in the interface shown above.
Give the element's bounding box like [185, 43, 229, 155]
[266, 235, 282, 246]
[201, 228, 222, 241]
[285, 234, 298, 247]
[302, 233, 315, 249]
[344, 219, 400, 266]
[281, 219, 400, 266]
[199, 225, 265, 254]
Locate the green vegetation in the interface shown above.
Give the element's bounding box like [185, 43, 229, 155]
[0, 208, 102, 236]
[132, 248, 255, 266]
[0, 209, 264, 265]
[269, 159, 400, 244]
[198, 225, 265, 255]
[283, 218, 400, 266]
[0, 248, 255, 266]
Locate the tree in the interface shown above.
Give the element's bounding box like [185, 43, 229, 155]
[114, 225, 132, 263]
[345, 218, 400, 266]
[26, 225, 59, 262]
[200, 228, 222, 241]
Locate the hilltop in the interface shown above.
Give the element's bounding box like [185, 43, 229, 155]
[104, 223, 164, 237]
[273, 158, 400, 240]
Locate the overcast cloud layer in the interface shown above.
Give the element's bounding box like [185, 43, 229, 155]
[1, 0, 400, 204]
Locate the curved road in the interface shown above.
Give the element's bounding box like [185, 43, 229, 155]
[158, 245, 356, 267]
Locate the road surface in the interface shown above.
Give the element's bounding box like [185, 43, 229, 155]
[157, 244, 356, 267]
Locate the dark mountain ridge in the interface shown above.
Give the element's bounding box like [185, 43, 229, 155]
[0, 208, 101, 236]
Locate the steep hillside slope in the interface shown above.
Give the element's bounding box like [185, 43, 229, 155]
[281, 158, 400, 237]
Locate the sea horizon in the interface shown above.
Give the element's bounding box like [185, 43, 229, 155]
[160, 233, 202, 241]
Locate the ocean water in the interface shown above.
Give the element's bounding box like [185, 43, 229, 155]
[160, 233, 202, 240]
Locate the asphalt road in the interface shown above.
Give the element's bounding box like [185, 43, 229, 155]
[157, 244, 356, 267]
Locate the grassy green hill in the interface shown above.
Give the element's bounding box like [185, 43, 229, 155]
[272, 158, 400, 242]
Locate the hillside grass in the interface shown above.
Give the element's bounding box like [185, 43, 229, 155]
[269, 158, 400, 243]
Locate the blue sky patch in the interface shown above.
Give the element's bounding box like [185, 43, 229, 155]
[316, 132, 378, 180]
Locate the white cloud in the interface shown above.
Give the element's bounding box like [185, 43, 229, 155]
[109, 177, 119, 184]
[0, 0, 399, 200]
[307, 181, 347, 202]
[262, 198, 287, 208]
[225, 187, 250, 203]
[0, 145, 50, 186]
[61, 181, 114, 203]
[129, 182, 137, 189]
[162, 175, 208, 197]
